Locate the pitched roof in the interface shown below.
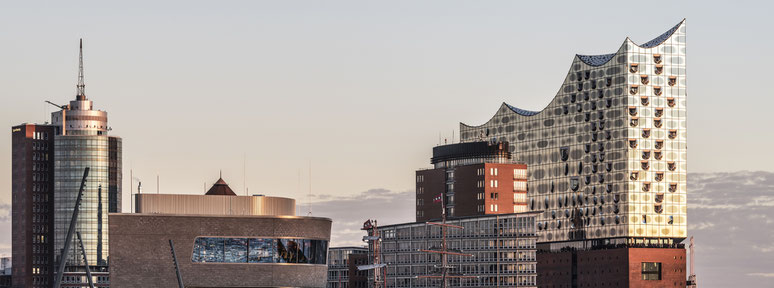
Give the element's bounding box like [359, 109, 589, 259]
[206, 177, 237, 196]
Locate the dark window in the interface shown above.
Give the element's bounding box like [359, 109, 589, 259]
[571, 94, 577, 103]
[642, 262, 662, 280]
[630, 64, 639, 73]
[653, 54, 662, 64]
[570, 178, 580, 192]
[640, 75, 649, 85]
[560, 147, 570, 162]
[655, 64, 663, 75]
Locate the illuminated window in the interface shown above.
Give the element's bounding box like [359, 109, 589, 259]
[191, 237, 328, 265]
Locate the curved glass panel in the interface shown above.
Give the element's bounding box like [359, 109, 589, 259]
[192, 237, 328, 264]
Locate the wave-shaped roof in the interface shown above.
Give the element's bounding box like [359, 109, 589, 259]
[576, 53, 616, 66]
[639, 20, 683, 48]
[505, 103, 539, 116]
[576, 19, 685, 66]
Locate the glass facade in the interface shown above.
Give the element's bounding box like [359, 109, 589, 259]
[459, 21, 687, 245]
[192, 237, 328, 264]
[54, 135, 121, 268]
[370, 213, 538, 287]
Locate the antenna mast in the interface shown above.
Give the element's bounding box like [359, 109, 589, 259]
[76, 39, 86, 100]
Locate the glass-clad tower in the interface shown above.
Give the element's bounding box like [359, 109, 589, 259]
[460, 20, 687, 248]
[51, 40, 122, 286]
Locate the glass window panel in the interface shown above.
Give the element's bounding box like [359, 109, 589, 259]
[224, 238, 248, 263]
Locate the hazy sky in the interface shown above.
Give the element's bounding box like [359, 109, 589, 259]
[1, 1, 773, 284]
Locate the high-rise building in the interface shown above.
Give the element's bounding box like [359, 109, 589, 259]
[458, 20, 688, 286]
[11, 40, 122, 288]
[415, 141, 527, 222]
[11, 125, 56, 287]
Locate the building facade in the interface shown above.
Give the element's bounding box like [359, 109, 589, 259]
[365, 213, 538, 288]
[458, 20, 688, 286]
[416, 141, 527, 222]
[110, 178, 331, 288]
[11, 40, 122, 288]
[327, 247, 368, 288]
[11, 125, 56, 288]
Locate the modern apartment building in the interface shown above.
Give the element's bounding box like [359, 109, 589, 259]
[458, 20, 688, 287]
[416, 141, 527, 222]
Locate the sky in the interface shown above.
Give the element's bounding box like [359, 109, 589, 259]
[1, 1, 773, 286]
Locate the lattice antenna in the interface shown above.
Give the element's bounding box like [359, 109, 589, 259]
[76, 39, 86, 100]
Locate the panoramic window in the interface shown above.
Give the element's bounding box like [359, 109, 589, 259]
[192, 237, 328, 265]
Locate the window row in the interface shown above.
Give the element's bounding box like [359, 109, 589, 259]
[192, 237, 328, 264]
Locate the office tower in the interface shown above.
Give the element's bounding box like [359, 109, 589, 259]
[11, 125, 56, 287]
[11, 40, 122, 287]
[110, 177, 331, 288]
[327, 247, 368, 288]
[415, 141, 527, 222]
[458, 20, 688, 286]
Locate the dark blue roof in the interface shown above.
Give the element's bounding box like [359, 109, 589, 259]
[577, 53, 616, 66]
[505, 103, 540, 116]
[639, 20, 684, 48]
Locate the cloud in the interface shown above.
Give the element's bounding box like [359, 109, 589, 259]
[747, 273, 774, 278]
[303, 188, 415, 247]
[0, 203, 9, 222]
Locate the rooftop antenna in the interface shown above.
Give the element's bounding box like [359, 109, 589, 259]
[308, 161, 312, 216]
[76, 38, 86, 100]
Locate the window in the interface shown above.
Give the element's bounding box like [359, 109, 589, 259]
[655, 64, 663, 75]
[668, 162, 677, 171]
[654, 118, 662, 128]
[641, 96, 649, 106]
[490, 167, 498, 176]
[192, 237, 328, 264]
[606, 77, 612, 87]
[669, 183, 678, 193]
[655, 140, 664, 150]
[654, 150, 663, 160]
[641, 161, 650, 171]
[642, 150, 651, 160]
[668, 76, 677, 86]
[642, 262, 662, 280]
[630, 63, 639, 73]
[570, 177, 580, 192]
[640, 75, 649, 85]
[655, 172, 665, 182]
[653, 54, 662, 64]
[655, 108, 664, 117]
[630, 117, 639, 127]
[630, 172, 639, 181]
[570, 94, 577, 103]
[668, 129, 677, 139]
[654, 86, 662, 96]
[630, 85, 639, 95]
[642, 128, 651, 139]
[629, 139, 638, 149]
[628, 106, 638, 116]
[667, 97, 676, 107]
[642, 181, 651, 192]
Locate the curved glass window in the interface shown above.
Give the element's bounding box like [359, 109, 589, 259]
[192, 237, 328, 264]
[667, 97, 676, 107]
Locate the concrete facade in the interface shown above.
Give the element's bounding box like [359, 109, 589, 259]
[109, 214, 331, 288]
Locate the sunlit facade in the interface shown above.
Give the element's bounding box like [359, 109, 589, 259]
[460, 20, 687, 247]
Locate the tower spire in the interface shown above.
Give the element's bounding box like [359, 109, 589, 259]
[76, 38, 86, 100]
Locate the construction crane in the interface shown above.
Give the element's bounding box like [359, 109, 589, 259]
[53, 167, 89, 288]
